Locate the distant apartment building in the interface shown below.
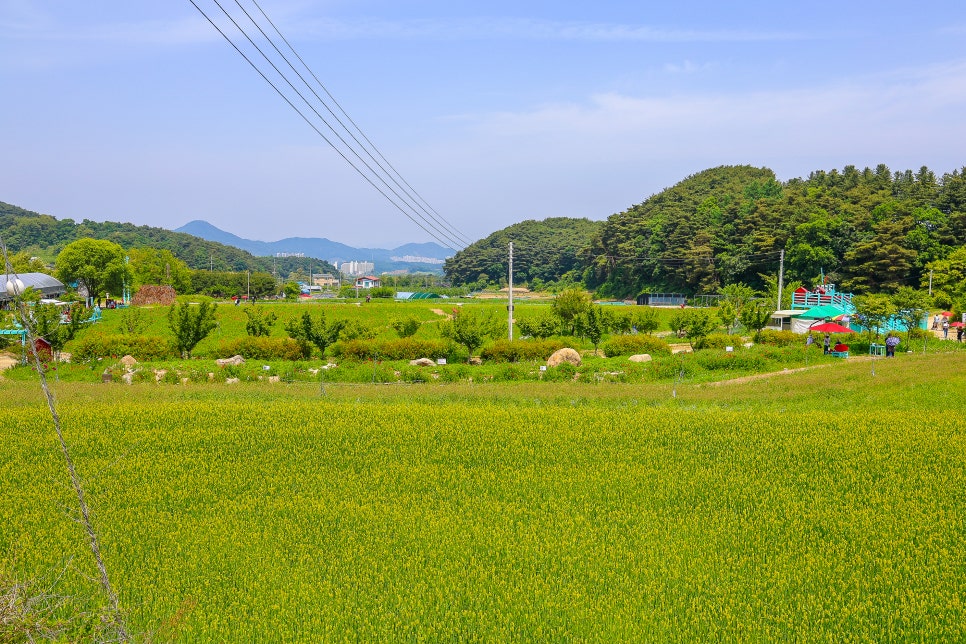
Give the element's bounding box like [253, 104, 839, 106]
[340, 261, 375, 276]
[390, 255, 446, 265]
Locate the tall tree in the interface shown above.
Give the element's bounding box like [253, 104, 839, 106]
[891, 287, 931, 343]
[167, 301, 218, 358]
[128, 247, 192, 292]
[56, 238, 129, 302]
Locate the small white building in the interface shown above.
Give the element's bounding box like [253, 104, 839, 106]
[354, 276, 381, 289]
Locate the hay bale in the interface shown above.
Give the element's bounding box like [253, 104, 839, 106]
[132, 285, 177, 306]
[547, 348, 581, 367]
[628, 354, 652, 363]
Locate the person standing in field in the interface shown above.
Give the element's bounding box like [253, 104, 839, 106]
[806, 334, 814, 348]
[943, 320, 949, 338]
[823, 333, 831, 354]
[885, 333, 900, 357]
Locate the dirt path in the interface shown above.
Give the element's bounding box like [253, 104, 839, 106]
[0, 352, 19, 378]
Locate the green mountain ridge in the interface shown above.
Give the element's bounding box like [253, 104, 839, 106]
[444, 163, 966, 299]
[0, 201, 337, 278]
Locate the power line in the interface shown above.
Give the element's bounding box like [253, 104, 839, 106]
[187, 0, 469, 250]
[246, 0, 474, 249]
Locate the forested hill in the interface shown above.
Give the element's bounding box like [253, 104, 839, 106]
[443, 217, 603, 289]
[0, 201, 337, 276]
[444, 164, 966, 299]
[586, 164, 966, 297]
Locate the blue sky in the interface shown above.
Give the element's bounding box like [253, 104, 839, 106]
[1, 1, 965, 249]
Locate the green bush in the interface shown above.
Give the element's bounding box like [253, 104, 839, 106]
[71, 334, 179, 361]
[696, 333, 745, 350]
[336, 338, 460, 362]
[755, 329, 801, 347]
[212, 336, 304, 361]
[480, 338, 566, 362]
[600, 334, 671, 357]
[542, 362, 577, 382]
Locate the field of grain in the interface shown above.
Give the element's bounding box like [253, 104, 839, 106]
[2, 352, 964, 640]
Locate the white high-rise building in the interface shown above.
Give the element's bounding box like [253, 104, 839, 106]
[339, 261, 375, 276]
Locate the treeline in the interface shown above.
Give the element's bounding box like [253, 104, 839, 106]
[0, 201, 336, 278]
[444, 164, 966, 299]
[443, 217, 603, 290]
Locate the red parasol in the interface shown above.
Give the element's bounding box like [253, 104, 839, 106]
[951, 321, 964, 328]
[942, 311, 954, 317]
[809, 322, 853, 334]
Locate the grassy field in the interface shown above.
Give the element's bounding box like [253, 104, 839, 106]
[2, 350, 965, 640]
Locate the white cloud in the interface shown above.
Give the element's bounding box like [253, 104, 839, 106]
[458, 59, 966, 162]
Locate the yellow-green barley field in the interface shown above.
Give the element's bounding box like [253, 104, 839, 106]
[2, 352, 964, 641]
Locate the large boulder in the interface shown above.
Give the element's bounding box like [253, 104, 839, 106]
[410, 357, 436, 367]
[628, 354, 652, 363]
[216, 355, 245, 367]
[120, 355, 138, 368]
[547, 348, 581, 368]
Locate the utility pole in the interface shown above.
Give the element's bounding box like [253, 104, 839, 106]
[777, 248, 785, 310]
[508, 242, 514, 341]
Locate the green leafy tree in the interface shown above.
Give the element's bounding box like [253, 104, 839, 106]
[739, 301, 773, 342]
[582, 304, 610, 352]
[669, 309, 718, 350]
[8, 250, 50, 274]
[128, 247, 192, 292]
[440, 308, 502, 360]
[167, 301, 218, 358]
[852, 294, 896, 342]
[516, 311, 559, 339]
[632, 307, 661, 335]
[391, 316, 421, 338]
[891, 287, 931, 343]
[552, 287, 591, 336]
[27, 302, 90, 359]
[285, 311, 345, 358]
[283, 282, 301, 299]
[118, 306, 147, 335]
[719, 283, 757, 334]
[56, 238, 130, 302]
[244, 307, 278, 337]
[339, 319, 376, 342]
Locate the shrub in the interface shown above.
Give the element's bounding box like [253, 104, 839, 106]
[755, 329, 801, 347]
[337, 338, 456, 361]
[213, 336, 304, 361]
[71, 334, 179, 361]
[542, 362, 577, 382]
[481, 338, 567, 362]
[391, 316, 421, 338]
[696, 333, 745, 350]
[600, 334, 672, 357]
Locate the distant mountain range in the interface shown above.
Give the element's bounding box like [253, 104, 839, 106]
[174, 220, 454, 274]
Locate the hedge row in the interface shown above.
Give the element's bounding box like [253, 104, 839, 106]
[600, 334, 672, 357]
[71, 334, 179, 362]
